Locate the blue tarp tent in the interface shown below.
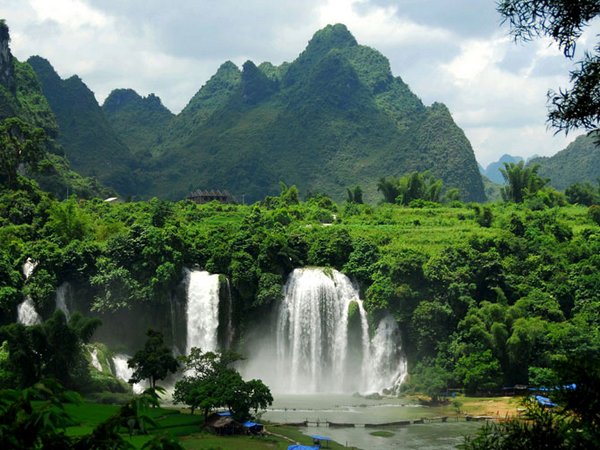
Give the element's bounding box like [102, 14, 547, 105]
[242, 421, 263, 433]
[309, 435, 332, 442]
[216, 411, 231, 417]
[287, 446, 319, 450]
[534, 395, 557, 407]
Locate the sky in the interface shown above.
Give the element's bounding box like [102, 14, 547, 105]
[1, 0, 598, 166]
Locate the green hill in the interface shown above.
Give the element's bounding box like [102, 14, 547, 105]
[532, 134, 600, 190]
[27, 56, 139, 195]
[0, 21, 110, 198]
[115, 24, 486, 202]
[102, 88, 173, 159]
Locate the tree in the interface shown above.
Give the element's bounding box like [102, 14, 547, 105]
[498, 0, 600, 134]
[0, 118, 46, 188]
[565, 181, 600, 205]
[397, 171, 443, 205]
[128, 329, 179, 389]
[500, 161, 547, 203]
[377, 176, 400, 203]
[173, 348, 272, 421]
[346, 185, 363, 204]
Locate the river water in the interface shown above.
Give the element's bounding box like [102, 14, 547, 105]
[262, 394, 483, 449]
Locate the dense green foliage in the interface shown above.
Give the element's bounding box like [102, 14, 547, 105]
[0, 380, 178, 449]
[1, 170, 599, 398]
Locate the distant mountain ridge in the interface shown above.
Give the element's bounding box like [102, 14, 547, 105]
[30, 23, 486, 202]
[531, 134, 600, 190]
[481, 154, 524, 184]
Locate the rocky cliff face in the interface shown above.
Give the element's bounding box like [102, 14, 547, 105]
[0, 20, 16, 93]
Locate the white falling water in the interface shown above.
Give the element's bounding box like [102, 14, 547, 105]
[90, 348, 103, 371]
[17, 258, 41, 326]
[55, 282, 71, 320]
[17, 297, 41, 326]
[22, 258, 37, 279]
[112, 354, 144, 394]
[186, 270, 220, 354]
[366, 315, 407, 392]
[276, 268, 406, 393]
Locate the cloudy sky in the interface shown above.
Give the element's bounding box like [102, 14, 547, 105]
[1, 0, 598, 166]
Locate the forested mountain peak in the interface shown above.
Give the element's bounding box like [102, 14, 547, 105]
[103, 88, 171, 115]
[180, 60, 241, 116]
[28, 55, 139, 195]
[532, 134, 600, 190]
[302, 23, 358, 58]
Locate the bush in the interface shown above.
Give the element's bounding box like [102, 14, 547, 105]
[589, 205, 600, 225]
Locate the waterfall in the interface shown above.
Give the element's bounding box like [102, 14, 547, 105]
[222, 278, 234, 349]
[112, 354, 144, 394]
[17, 297, 41, 326]
[90, 348, 102, 371]
[365, 315, 407, 392]
[55, 282, 71, 320]
[186, 270, 220, 354]
[22, 258, 37, 279]
[17, 258, 41, 326]
[275, 268, 406, 393]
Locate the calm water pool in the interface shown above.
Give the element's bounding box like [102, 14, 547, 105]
[263, 394, 483, 449]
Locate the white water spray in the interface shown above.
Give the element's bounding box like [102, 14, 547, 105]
[185, 270, 220, 353]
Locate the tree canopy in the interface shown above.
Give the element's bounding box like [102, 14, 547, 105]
[128, 329, 179, 389]
[498, 0, 600, 134]
[173, 348, 272, 421]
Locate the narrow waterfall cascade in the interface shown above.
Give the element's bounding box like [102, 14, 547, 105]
[185, 270, 221, 354]
[17, 297, 41, 326]
[17, 258, 42, 325]
[222, 278, 234, 349]
[365, 315, 407, 392]
[22, 258, 37, 279]
[55, 282, 72, 319]
[275, 268, 406, 394]
[90, 348, 102, 372]
[112, 354, 144, 394]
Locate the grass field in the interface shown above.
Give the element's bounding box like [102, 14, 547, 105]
[64, 402, 352, 449]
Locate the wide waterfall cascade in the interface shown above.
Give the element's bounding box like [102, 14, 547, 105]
[17, 258, 41, 326]
[185, 270, 221, 354]
[55, 282, 72, 319]
[275, 268, 406, 393]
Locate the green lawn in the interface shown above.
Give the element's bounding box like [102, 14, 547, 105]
[63, 402, 353, 449]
